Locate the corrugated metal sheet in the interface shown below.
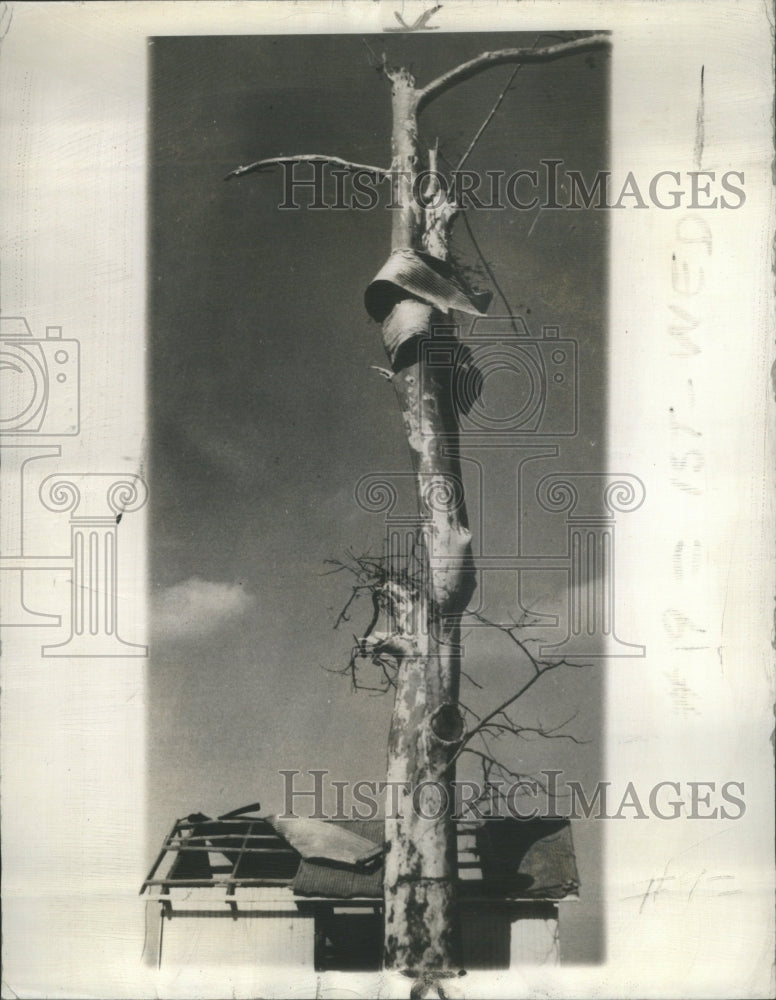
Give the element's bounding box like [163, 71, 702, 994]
[293, 862, 384, 900]
[364, 248, 492, 324]
[292, 820, 384, 900]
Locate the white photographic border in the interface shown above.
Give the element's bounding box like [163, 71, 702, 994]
[1, 2, 773, 997]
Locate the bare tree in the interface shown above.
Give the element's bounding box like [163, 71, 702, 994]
[228, 31, 609, 977]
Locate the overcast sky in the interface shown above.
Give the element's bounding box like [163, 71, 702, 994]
[148, 31, 608, 962]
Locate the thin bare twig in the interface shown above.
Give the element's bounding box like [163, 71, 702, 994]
[442, 47, 537, 332]
[460, 748, 545, 790]
[460, 667, 483, 690]
[459, 701, 481, 722]
[455, 64, 522, 173]
[362, 38, 390, 79]
[476, 717, 589, 746]
[332, 583, 374, 630]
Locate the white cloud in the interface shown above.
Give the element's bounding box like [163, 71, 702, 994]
[152, 576, 255, 641]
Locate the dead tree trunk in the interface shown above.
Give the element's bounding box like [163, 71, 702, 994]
[375, 40, 609, 968]
[378, 66, 475, 973]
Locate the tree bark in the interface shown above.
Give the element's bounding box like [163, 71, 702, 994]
[381, 69, 475, 973]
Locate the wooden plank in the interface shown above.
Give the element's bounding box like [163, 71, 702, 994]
[172, 845, 297, 855]
[144, 878, 295, 889]
[169, 834, 284, 844]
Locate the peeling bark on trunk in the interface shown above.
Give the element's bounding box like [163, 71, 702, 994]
[381, 70, 475, 974]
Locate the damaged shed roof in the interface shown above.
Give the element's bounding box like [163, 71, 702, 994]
[292, 817, 578, 900]
[143, 812, 579, 902]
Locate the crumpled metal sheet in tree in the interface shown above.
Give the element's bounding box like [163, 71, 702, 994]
[364, 248, 492, 324]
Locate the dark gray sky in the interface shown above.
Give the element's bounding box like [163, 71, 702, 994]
[148, 31, 608, 962]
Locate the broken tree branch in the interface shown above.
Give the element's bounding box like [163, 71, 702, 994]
[416, 33, 610, 112]
[225, 154, 389, 181]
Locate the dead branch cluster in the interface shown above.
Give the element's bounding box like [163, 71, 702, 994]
[322, 545, 427, 694]
[324, 551, 590, 807]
